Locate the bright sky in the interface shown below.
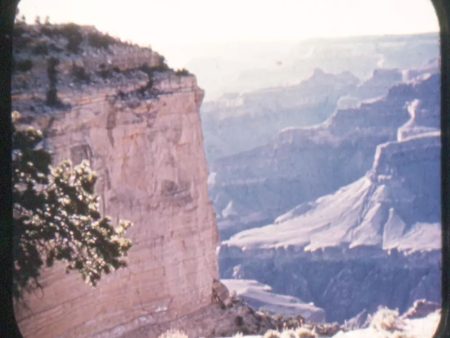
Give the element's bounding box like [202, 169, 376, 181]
[18, 0, 439, 67]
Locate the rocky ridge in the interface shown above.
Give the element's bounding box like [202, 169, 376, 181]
[201, 68, 359, 161]
[210, 71, 439, 240]
[219, 72, 441, 322]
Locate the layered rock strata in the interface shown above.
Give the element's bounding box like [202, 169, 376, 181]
[12, 24, 219, 337]
[210, 72, 439, 239]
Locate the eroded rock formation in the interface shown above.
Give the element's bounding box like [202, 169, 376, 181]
[12, 23, 219, 337]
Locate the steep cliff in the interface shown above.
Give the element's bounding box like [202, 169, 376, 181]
[12, 23, 219, 337]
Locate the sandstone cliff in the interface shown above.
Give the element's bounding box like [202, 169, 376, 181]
[12, 23, 220, 337]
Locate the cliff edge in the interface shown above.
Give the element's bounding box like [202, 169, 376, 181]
[12, 22, 220, 337]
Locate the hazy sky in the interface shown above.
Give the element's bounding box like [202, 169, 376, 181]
[18, 0, 439, 68]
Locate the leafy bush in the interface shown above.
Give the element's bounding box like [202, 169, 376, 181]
[12, 112, 133, 298]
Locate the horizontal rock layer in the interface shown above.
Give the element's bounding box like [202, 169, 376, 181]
[13, 25, 219, 338]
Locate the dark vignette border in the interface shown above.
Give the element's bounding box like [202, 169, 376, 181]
[0, 1, 448, 337]
[0, 0, 22, 337]
[433, 0, 450, 337]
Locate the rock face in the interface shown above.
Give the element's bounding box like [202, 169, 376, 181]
[209, 72, 439, 239]
[12, 24, 219, 337]
[201, 68, 359, 161]
[221, 279, 326, 322]
[219, 74, 441, 322]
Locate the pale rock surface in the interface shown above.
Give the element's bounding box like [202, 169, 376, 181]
[222, 279, 325, 322]
[13, 25, 219, 338]
[211, 72, 439, 240]
[218, 73, 441, 322]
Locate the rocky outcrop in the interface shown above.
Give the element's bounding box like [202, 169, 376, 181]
[201, 68, 359, 161]
[209, 72, 439, 239]
[219, 83, 441, 323]
[12, 24, 219, 338]
[222, 279, 326, 322]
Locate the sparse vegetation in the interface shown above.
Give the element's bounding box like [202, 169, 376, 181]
[46, 57, 60, 106]
[40, 23, 84, 54]
[140, 61, 170, 75]
[65, 25, 83, 53]
[12, 112, 133, 298]
[175, 68, 190, 76]
[71, 63, 91, 83]
[14, 59, 33, 72]
[87, 31, 116, 49]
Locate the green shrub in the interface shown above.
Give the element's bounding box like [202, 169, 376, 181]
[12, 112, 133, 297]
[87, 31, 116, 49]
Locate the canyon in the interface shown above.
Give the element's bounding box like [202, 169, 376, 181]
[11, 21, 442, 337]
[217, 71, 441, 323]
[209, 68, 439, 240]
